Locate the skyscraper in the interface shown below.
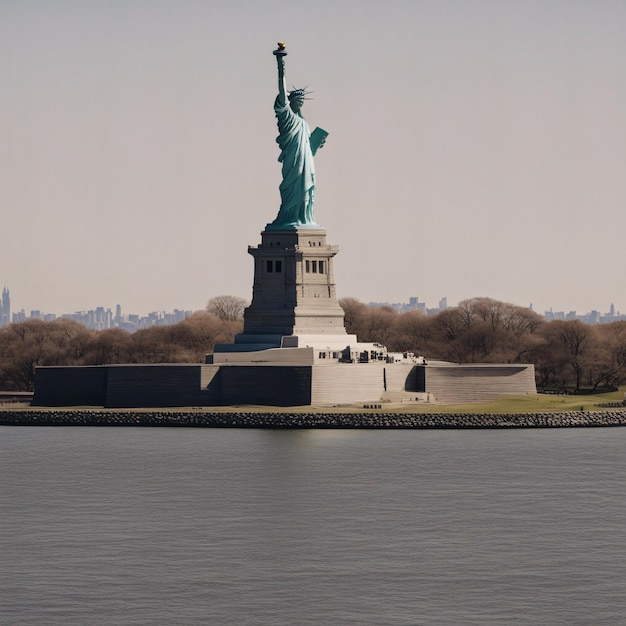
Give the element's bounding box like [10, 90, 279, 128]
[1, 287, 10, 327]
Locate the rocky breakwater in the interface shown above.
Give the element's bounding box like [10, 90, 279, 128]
[2, 409, 626, 428]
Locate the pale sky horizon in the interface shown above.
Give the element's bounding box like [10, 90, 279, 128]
[3, 1, 626, 318]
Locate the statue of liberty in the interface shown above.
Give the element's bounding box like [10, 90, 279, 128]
[267, 43, 328, 230]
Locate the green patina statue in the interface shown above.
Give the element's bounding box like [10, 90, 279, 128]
[267, 43, 328, 230]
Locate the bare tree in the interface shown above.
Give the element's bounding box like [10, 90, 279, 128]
[585, 322, 626, 390]
[0, 319, 90, 390]
[83, 328, 133, 365]
[206, 295, 248, 322]
[339, 298, 370, 337]
[558, 320, 591, 391]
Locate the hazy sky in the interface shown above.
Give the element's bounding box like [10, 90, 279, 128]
[3, 0, 625, 316]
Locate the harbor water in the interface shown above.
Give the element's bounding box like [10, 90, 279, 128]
[2, 426, 626, 625]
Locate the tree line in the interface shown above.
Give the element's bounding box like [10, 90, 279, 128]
[0, 295, 248, 391]
[340, 297, 626, 392]
[2, 295, 626, 392]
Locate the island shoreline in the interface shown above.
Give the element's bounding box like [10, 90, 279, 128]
[2, 409, 626, 429]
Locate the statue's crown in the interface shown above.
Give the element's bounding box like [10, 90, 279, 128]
[288, 87, 313, 101]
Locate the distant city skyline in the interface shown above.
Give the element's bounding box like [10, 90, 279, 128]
[11, 305, 193, 333]
[4, 273, 624, 324]
[2, 285, 195, 332]
[367, 295, 626, 325]
[3, 285, 626, 331]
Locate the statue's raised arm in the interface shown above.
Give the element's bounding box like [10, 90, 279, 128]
[267, 43, 328, 231]
[275, 42, 288, 108]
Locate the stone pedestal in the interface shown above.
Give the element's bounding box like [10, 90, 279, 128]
[241, 228, 347, 337]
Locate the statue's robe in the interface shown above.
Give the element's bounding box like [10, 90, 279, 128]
[270, 97, 317, 228]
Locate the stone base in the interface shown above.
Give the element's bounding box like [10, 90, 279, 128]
[280, 334, 358, 349]
[33, 360, 536, 408]
[242, 228, 348, 337]
[212, 333, 359, 358]
[210, 347, 315, 365]
[213, 334, 283, 353]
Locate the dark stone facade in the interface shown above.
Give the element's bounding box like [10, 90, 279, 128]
[32, 366, 108, 406]
[220, 366, 311, 406]
[33, 364, 312, 408]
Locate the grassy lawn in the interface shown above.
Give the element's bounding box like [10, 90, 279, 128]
[391, 389, 625, 414]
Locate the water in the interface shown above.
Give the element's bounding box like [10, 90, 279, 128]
[2, 426, 626, 625]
